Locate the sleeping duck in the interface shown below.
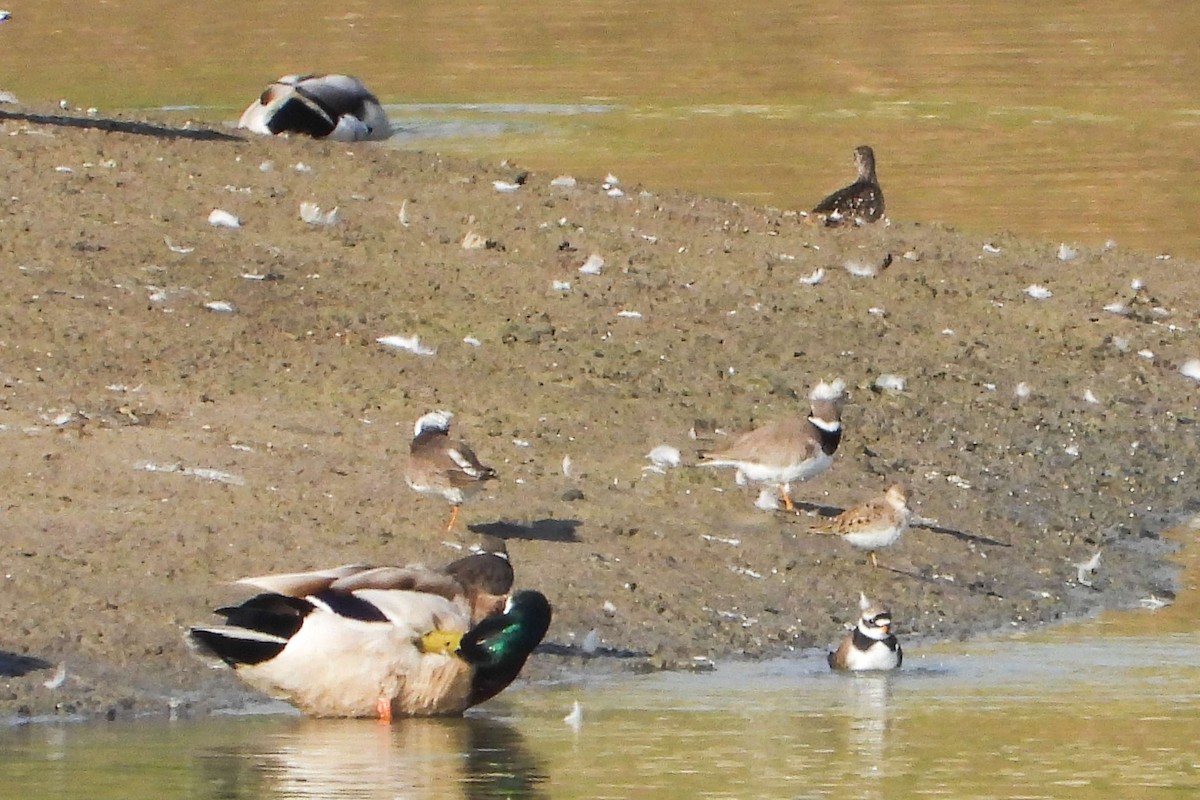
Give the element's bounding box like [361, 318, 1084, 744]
[238, 74, 392, 142]
[188, 561, 550, 720]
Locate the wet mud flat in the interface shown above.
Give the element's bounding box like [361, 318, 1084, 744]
[0, 105, 1195, 720]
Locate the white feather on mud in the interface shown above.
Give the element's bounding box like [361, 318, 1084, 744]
[843, 258, 877, 278]
[135, 461, 246, 486]
[550, 175, 577, 188]
[754, 488, 781, 511]
[1025, 284, 1052, 299]
[1057, 243, 1079, 261]
[1180, 359, 1200, 383]
[1075, 551, 1102, 587]
[492, 179, 522, 193]
[163, 237, 194, 254]
[207, 209, 240, 229]
[204, 301, 236, 314]
[644, 444, 682, 473]
[579, 254, 605, 275]
[376, 334, 436, 356]
[299, 202, 339, 226]
[874, 373, 906, 393]
[799, 268, 825, 285]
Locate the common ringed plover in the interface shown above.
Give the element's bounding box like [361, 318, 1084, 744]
[405, 411, 497, 531]
[828, 593, 902, 671]
[812, 483, 911, 568]
[698, 379, 846, 510]
[811, 145, 885, 226]
[238, 74, 391, 142]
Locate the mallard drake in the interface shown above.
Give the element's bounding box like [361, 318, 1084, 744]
[188, 563, 550, 720]
[405, 411, 498, 531]
[698, 379, 846, 510]
[238, 74, 392, 142]
[812, 483, 911, 568]
[828, 593, 902, 671]
[811, 145, 885, 226]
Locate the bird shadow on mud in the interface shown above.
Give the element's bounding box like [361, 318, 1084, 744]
[0, 109, 242, 142]
[0, 650, 52, 678]
[469, 518, 582, 543]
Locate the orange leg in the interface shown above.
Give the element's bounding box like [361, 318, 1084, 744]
[779, 485, 794, 511]
[376, 697, 392, 723]
[870, 552, 879, 569]
[445, 505, 461, 531]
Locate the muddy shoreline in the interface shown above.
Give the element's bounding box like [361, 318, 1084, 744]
[0, 104, 1194, 722]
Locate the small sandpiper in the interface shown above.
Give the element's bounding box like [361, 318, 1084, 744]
[828, 593, 902, 671]
[812, 483, 911, 567]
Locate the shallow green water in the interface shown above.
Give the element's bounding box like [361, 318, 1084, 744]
[0, 0, 1196, 256]
[4, 619, 1200, 799]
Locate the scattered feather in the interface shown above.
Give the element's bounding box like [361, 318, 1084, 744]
[204, 301, 236, 314]
[946, 475, 972, 489]
[1131, 278, 1145, 291]
[701, 534, 741, 546]
[602, 600, 617, 615]
[376, 334, 436, 356]
[982, 243, 1002, 254]
[579, 254, 605, 275]
[1025, 284, 1052, 299]
[867, 307, 886, 317]
[293, 162, 313, 173]
[550, 175, 577, 188]
[462, 231, 491, 250]
[299, 202, 339, 226]
[617, 310, 643, 319]
[1082, 389, 1101, 404]
[729, 565, 764, 580]
[462, 336, 482, 347]
[1138, 595, 1171, 610]
[1102, 302, 1129, 315]
[493, 179, 522, 193]
[564, 701, 584, 731]
[207, 209, 241, 229]
[798, 268, 825, 286]
[550, 280, 572, 292]
[1057, 243, 1079, 261]
[135, 461, 246, 486]
[1180, 359, 1200, 382]
[259, 160, 274, 172]
[646, 445, 682, 469]
[163, 237, 194, 254]
[874, 373, 906, 393]
[754, 488, 781, 511]
[843, 258, 877, 278]
[42, 663, 68, 690]
[1137, 349, 1155, 360]
[398, 199, 410, 226]
[512, 439, 532, 448]
[1075, 551, 1102, 587]
[1014, 382, 1032, 400]
[562, 455, 574, 478]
